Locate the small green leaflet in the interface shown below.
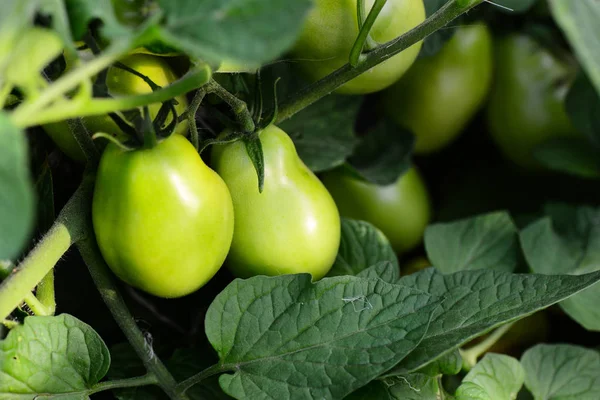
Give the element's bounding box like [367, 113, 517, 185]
[0, 314, 110, 399]
[455, 354, 524, 400]
[521, 344, 600, 399]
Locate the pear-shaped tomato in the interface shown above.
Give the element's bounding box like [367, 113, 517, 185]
[211, 125, 341, 280]
[93, 135, 234, 298]
[382, 24, 493, 154]
[291, 0, 426, 95]
[43, 54, 188, 162]
[486, 34, 578, 168]
[322, 167, 431, 254]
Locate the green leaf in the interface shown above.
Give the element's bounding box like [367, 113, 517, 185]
[390, 268, 600, 374]
[244, 135, 265, 193]
[0, 314, 110, 398]
[520, 204, 600, 330]
[65, 0, 129, 41]
[356, 262, 399, 284]
[327, 219, 399, 278]
[566, 70, 600, 146]
[347, 119, 414, 186]
[550, 0, 600, 95]
[281, 95, 361, 172]
[521, 344, 600, 399]
[425, 212, 521, 274]
[0, 112, 34, 260]
[534, 137, 600, 179]
[385, 373, 440, 399]
[156, 0, 313, 66]
[455, 354, 524, 400]
[343, 380, 390, 400]
[205, 274, 440, 400]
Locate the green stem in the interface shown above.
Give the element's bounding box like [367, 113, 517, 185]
[77, 233, 187, 400]
[88, 374, 159, 395]
[68, 118, 100, 165]
[26, 66, 211, 128]
[36, 269, 56, 316]
[460, 321, 515, 370]
[22, 292, 51, 316]
[206, 80, 255, 133]
[350, 0, 387, 66]
[276, 0, 483, 123]
[187, 88, 207, 150]
[0, 83, 13, 108]
[175, 364, 229, 395]
[2, 319, 18, 329]
[0, 174, 93, 320]
[10, 39, 131, 127]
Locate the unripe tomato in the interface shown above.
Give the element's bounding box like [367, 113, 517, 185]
[291, 0, 426, 94]
[211, 125, 341, 280]
[486, 34, 578, 168]
[382, 24, 493, 154]
[93, 135, 234, 298]
[43, 54, 188, 162]
[321, 167, 431, 254]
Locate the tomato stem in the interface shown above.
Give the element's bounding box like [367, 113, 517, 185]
[350, 0, 387, 67]
[206, 79, 255, 133]
[77, 231, 188, 400]
[35, 269, 56, 316]
[187, 88, 207, 150]
[0, 174, 93, 320]
[175, 364, 230, 394]
[275, 0, 484, 123]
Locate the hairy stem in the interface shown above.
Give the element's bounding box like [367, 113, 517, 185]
[0, 175, 93, 320]
[22, 292, 51, 316]
[206, 80, 255, 133]
[36, 269, 56, 316]
[276, 0, 483, 123]
[77, 232, 187, 400]
[68, 118, 100, 165]
[187, 88, 207, 150]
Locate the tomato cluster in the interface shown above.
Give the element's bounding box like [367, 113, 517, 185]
[41, 0, 577, 299]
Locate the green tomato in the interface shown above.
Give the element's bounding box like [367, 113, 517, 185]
[42, 54, 189, 162]
[211, 125, 341, 280]
[291, 0, 426, 95]
[486, 34, 578, 168]
[92, 135, 234, 298]
[321, 167, 431, 254]
[382, 24, 493, 154]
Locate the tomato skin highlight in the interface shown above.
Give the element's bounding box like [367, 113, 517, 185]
[211, 125, 341, 280]
[486, 34, 579, 168]
[382, 24, 493, 154]
[43, 54, 188, 162]
[322, 167, 431, 254]
[291, 0, 426, 94]
[92, 135, 234, 298]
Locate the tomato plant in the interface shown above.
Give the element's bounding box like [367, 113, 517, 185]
[211, 125, 341, 280]
[92, 134, 234, 298]
[291, 0, 426, 94]
[3, 1, 600, 400]
[381, 23, 493, 153]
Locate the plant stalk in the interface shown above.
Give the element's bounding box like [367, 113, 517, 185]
[77, 232, 188, 400]
[0, 175, 93, 320]
[276, 0, 484, 123]
[350, 0, 387, 66]
[206, 80, 255, 133]
[460, 321, 515, 369]
[175, 364, 229, 395]
[187, 88, 207, 150]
